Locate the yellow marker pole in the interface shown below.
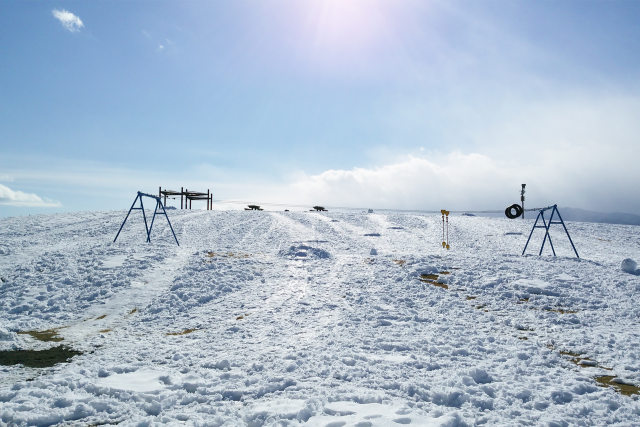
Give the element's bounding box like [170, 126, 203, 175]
[446, 213, 450, 250]
[441, 210, 446, 247]
[441, 209, 451, 249]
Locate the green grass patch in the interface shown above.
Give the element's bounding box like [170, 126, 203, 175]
[17, 329, 63, 342]
[0, 346, 82, 368]
[595, 376, 640, 396]
[166, 328, 199, 336]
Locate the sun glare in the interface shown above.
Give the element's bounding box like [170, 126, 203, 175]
[306, 0, 392, 64]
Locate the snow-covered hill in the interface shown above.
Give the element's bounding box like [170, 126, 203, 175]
[1, 210, 639, 425]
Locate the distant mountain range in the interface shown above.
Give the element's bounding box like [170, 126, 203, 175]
[557, 207, 640, 226]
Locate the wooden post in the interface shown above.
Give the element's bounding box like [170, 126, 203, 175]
[180, 187, 183, 209]
[207, 189, 210, 210]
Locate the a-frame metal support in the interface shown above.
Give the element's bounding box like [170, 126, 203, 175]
[522, 204, 578, 258]
[114, 192, 179, 246]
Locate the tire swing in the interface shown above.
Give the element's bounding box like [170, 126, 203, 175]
[505, 204, 523, 219]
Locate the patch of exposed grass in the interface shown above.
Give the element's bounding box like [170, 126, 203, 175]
[431, 282, 449, 289]
[128, 308, 138, 315]
[0, 346, 82, 368]
[569, 356, 596, 367]
[595, 376, 640, 396]
[95, 314, 107, 320]
[544, 308, 578, 314]
[17, 329, 63, 342]
[439, 271, 451, 275]
[166, 328, 199, 336]
[99, 329, 112, 333]
[466, 296, 477, 300]
[559, 350, 611, 370]
[418, 274, 449, 289]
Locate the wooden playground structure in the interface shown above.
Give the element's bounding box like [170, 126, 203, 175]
[158, 187, 213, 210]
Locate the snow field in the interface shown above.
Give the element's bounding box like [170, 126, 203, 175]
[0, 209, 639, 425]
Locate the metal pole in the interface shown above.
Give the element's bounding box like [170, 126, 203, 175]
[446, 214, 449, 249]
[522, 210, 541, 255]
[140, 195, 151, 243]
[160, 199, 180, 246]
[521, 184, 526, 220]
[442, 212, 445, 248]
[538, 211, 556, 256]
[554, 205, 579, 258]
[113, 193, 140, 243]
[147, 199, 159, 242]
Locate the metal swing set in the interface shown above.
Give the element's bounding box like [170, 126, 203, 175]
[522, 204, 578, 257]
[113, 192, 180, 246]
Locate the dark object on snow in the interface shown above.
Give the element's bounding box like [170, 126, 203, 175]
[522, 204, 578, 258]
[520, 184, 526, 219]
[505, 204, 524, 219]
[0, 345, 82, 368]
[114, 192, 179, 246]
[245, 205, 263, 211]
[312, 206, 327, 211]
[461, 213, 476, 217]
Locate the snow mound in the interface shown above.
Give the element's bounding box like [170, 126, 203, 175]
[279, 245, 330, 260]
[0, 327, 14, 341]
[96, 368, 168, 392]
[510, 278, 560, 296]
[307, 401, 436, 426]
[621, 258, 640, 275]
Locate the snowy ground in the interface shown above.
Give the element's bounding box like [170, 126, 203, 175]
[1, 209, 639, 426]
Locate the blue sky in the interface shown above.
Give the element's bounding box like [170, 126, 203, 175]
[2, 0, 640, 216]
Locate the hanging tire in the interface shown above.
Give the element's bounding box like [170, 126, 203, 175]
[505, 204, 523, 219]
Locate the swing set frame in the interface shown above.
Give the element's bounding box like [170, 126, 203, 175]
[522, 204, 578, 257]
[113, 192, 179, 246]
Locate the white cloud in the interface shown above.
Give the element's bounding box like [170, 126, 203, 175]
[0, 184, 61, 208]
[276, 92, 640, 214]
[52, 9, 84, 33]
[281, 152, 516, 211]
